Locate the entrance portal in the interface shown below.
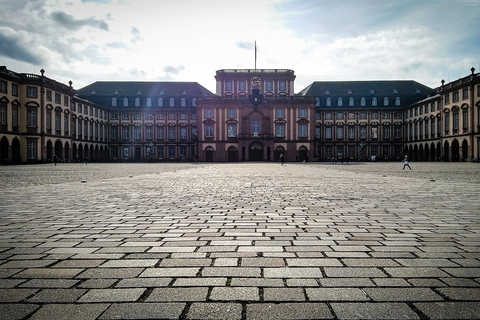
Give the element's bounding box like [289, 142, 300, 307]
[249, 142, 263, 161]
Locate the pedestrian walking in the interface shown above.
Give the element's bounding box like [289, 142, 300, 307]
[402, 156, 411, 170]
[280, 153, 285, 165]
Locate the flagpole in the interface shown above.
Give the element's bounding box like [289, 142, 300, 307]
[255, 41, 257, 70]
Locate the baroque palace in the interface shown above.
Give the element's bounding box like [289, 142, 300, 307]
[1, 65, 479, 163]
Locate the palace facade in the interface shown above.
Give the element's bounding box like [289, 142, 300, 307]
[1, 65, 479, 163]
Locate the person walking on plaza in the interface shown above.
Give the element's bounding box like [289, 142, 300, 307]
[280, 153, 285, 165]
[403, 156, 411, 170]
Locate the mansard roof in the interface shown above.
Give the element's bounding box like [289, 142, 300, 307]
[76, 81, 214, 98]
[297, 80, 435, 97]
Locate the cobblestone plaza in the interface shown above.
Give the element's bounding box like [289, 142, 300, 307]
[0, 162, 479, 319]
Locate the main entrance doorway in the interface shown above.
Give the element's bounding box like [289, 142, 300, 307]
[249, 142, 263, 161]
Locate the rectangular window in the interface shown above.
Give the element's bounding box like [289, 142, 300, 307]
[12, 106, 18, 127]
[205, 110, 213, 118]
[348, 126, 355, 139]
[28, 141, 37, 160]
[315, 127, 320, 138]
[279, 81, 286, 91]
[382, 146, 390, 157]
[55, 113, 61, 132]
[227, 124, 237, 138]
[157, 146, 164, 159]
[348, 112, 355, 119]
[157, 127, 164, 140]
[394, 126, 402, 139]
[122, 113, 129, 120]
[299, 124, 308, 137]
[325, 113, 332, 120]
[228, 109, 237, 118]
[275, 124, 285, 137]
[453, 112, 459, 131]
[360, 126, 367, 139]
[444, 113, 450, 132]
[382, 112, 390, 119]
[0, 80, 7, 93]
[371, 112, 378, 119]
[46, 111, 51, 130]
[275, 109, 285, 118]
[111, 126, 118, 139]
[371, 127, 378, 139]
[266, 81, 273, 91]
[0, 104, 6, 125]
[135, 113, 142, 120]
[336, 127, 343, 139]
[336, 112, 344, 120]
[225, 81, 233, 91]
[145, 113, 153, 120]
[251, 120, 261, 134]
[27, 86, 37, 98]
[156, 113, 164, 120]
[463, 110, 468, 129]
[168, 127, 176, 139]
[46, 90, 52, 101]
[453, 91, 459, 102]
[168, 146, 175, 158]
[325, 127, 332, 139]
[180, 113, 187, 120]
[28, 109, 37, 127]
[55, 92, 61, 104]
[111, 113, 118, 120]
[205, 125, 213, 137]
[123, 127, 130, 139]
[64, 114, 69, 134]
[239, 81, 246, 91]
[134, 126, 141, 139]
[383, 126, 390, 139]
[64, 95, 69, 107]
[444, 93, 450, 104]
[180, 127, 187, 139]
[359, 112, 367, 119]
[298, 109, 307, 118]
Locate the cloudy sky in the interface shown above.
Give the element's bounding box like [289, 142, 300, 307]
[1, 0, 479, 94]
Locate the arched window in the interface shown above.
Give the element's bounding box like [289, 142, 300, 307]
[360, 97, 366, 106]
[146, 98, 152, 107]
[326, 98, 331, 107]
[123, 98, 128, 107]
[338, 98, 343, 107]
[395, 97, 401, 106]
[135, 98, 140, 107]
[158, 98, 163, 107]
[170, 98, 175, 107]
[112, 98, 117, 107]
[181, 98, 186, 107]
[349, 97, 354, 107]
[372, 97, 377, 106]
[384, 97, 389, 106]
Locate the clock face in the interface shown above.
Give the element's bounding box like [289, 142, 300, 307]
[250, 76, 261, 88]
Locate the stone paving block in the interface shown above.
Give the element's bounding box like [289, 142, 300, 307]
[116, 277, 172, 288]
[0, 279, 26, 288]
[286, 279, 319, 287]
[286, 258, 342, 267]
[78, 278, 118, 289]
[0, 303, 40, 320]
[159, 258, 211, 267]
[324, 267, 387, 278]
[27, 288, 86, 302]
[306, 288, 369, 301]
[140, 267, 200, 277]
[440, 277, 480, 287]
[365, 288, 443, 301]
[384, 267, 450, 278]
[230, 278, 284, 287]
[264, 287, 305, 301]
[173, 277, 226, 286]
[395, 258, 460, 267]
[371, 278, 411, 287]
[331, 302, 420, 319]
[18, 279, 79, 288]
[210, 287, 259, 301]
[100, 259, 159, 268]
[0, 260, 56, 268]
[246, 302, 332, 320]
[186, 302, 242, 320]
[342, 258, 400, 267]
[29, 303, 109, 320]
[52, 259, 105, 268]
[241, 257, 285, 267]
[146, 287, 208, 302]
[14, 268, 84, 279]
[319, 278, 375, 287]
[437, 288, 480, 300]
[442, 267, 480, 277]
[77, 288, 145, 302]
[264, 267, 323, 278]
[76, 267, 144, 278]
[0, 288, 37, 302]
[213, 257, 238, 266]
[202, 267, 260, 277]
[99, 302, 185, 319]
[414, 302, 480, 319]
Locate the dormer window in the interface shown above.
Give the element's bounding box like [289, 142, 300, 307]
[372, 97, 377, 106]
[349, 97, 354, 106]
[181, 98, 186, 107]
[135, 98, 140, 107]
[123, 98, 128, 107]
[383, 97, 389, 106]
[338, 98, 343, 107]
[169, 98, 175, 107]
[112, 98, 117, 107]
[158, 98, 163, 107]
[395, 97, 400, 106]
[360, 97, 366, 106]
[279, 80, 286, 91]
[225, 81, 233, 91]
[192, 98, 197, 107]
[266, 81, 273, 91]
[239, 81, 246, 91]
[146, 98, 152, 107]
[326, 97, 331, 107]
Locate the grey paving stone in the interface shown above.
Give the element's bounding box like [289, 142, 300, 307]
[146, 287, 208, 302]
[173, 277, 226, 286]
[158, 258, 211, 267]
[77, 288, 145, 302]
[99, 302, 185, 319]
[100, 259, 159, 268]
[0, 279, 26, 288]
[246, 302, 332, 320]
[437, 288, 480, 300]
[442, 268, 480, 278]
[0, 304, 40, 320]
[140, 267, 200, 277]
[202, 267, 260, 277]
[414, 302, 480, 319]
[19, 279, 80, 288]
[29, 303, 109, 320]
[14, 268, 84, 279]
[0, 288, 37, 302]
[76, 268, 144, 278]
[264, 287, 305, 301]
[210, 287, 260, 301]
[186, 302, 242, 320]
[78, 278, 118, 289]
[364, 288, 443, 301]
[384, 267, 450, 278]
[324, 267, 387, 278]
[27, 288, 86, 302]
[264, 267, 323, 278]
[306, 288, 370, 301]
[331, 302, 420, 319]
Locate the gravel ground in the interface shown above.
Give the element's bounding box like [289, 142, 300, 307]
[0, 161, 479, 190]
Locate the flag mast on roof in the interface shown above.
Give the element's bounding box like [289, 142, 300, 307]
[255, 41, 257, 70]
